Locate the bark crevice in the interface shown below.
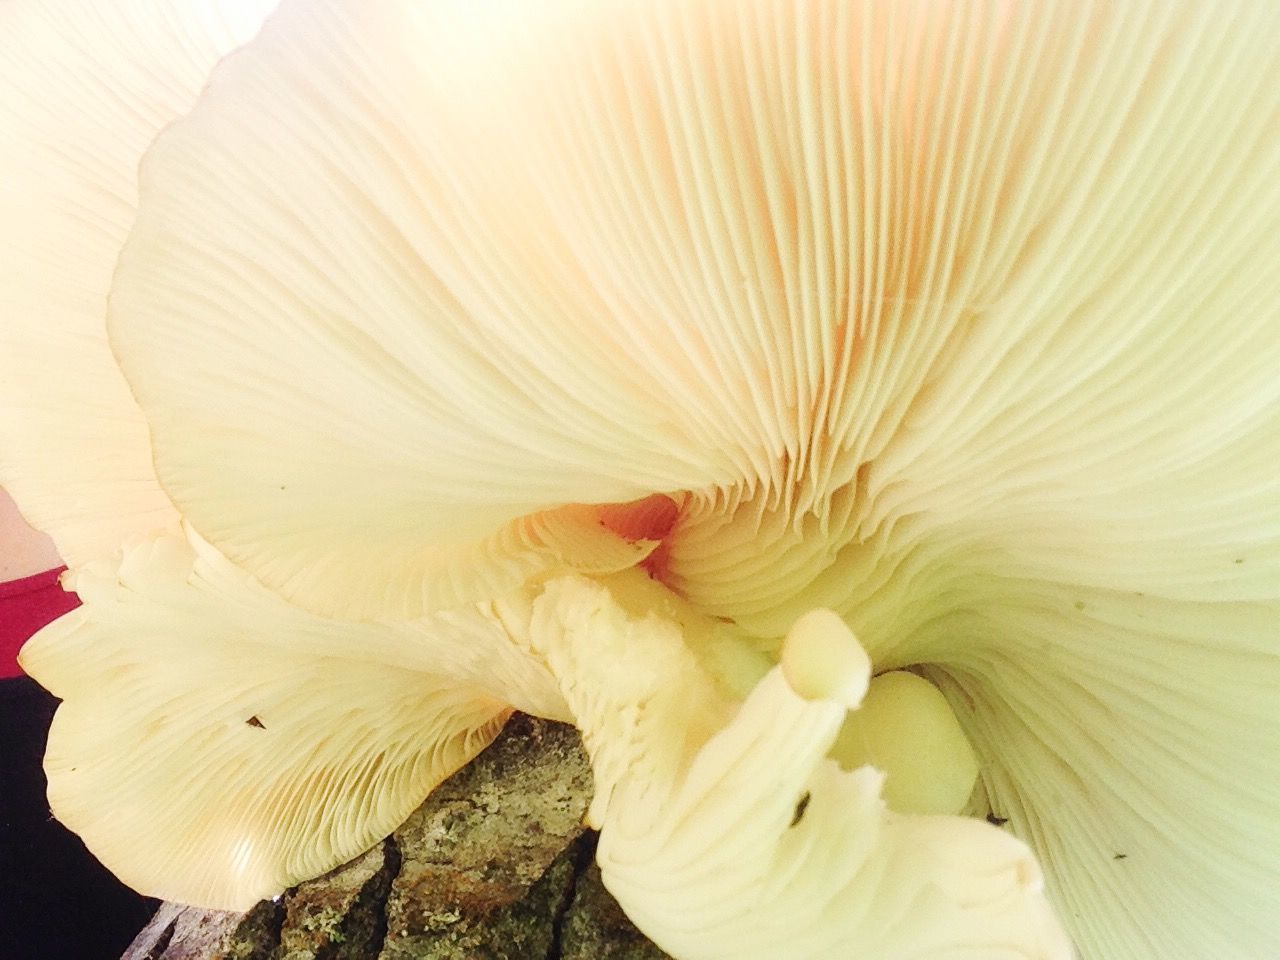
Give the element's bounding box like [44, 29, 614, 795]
[365, 835, 401, 958]
[138, 917, 177, 960]
[546, 832, 598, 960]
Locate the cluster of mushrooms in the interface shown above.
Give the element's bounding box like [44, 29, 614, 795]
[2, 2, 1277, 958]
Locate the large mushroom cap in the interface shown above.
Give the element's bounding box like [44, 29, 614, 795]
[3, 0, 1278, 955]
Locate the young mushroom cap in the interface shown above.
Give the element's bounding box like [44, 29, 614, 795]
[780, 608, 872, 707]
[514, 574, 1071, 958]
[829, 670, 980, 817]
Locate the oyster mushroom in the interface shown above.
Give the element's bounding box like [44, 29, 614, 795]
[3, 1, 1278, 958]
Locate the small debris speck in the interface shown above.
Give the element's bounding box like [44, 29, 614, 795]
[1113, 853, 1128, 861]
[986, 813, 1009, 827]
[790, 791, 812, 827]
[246, 715, 266, 729]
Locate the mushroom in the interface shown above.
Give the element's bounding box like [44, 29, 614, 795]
[512, 573, 1070, 956]
[1, 0, 569, 911]
[3, 1, 1279, 958]
[21, 528, 570, 908]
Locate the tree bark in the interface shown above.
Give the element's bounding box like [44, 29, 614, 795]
[122, 715, 671, 960]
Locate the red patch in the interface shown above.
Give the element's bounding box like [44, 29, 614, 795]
[596, 494, 682, 586]
[0, 567, 79, 680]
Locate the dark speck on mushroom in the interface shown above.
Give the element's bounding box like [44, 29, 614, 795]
[246, 715, 266, 729]
[986, 813, 1009, 827]
[789, 791, 811, 828]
